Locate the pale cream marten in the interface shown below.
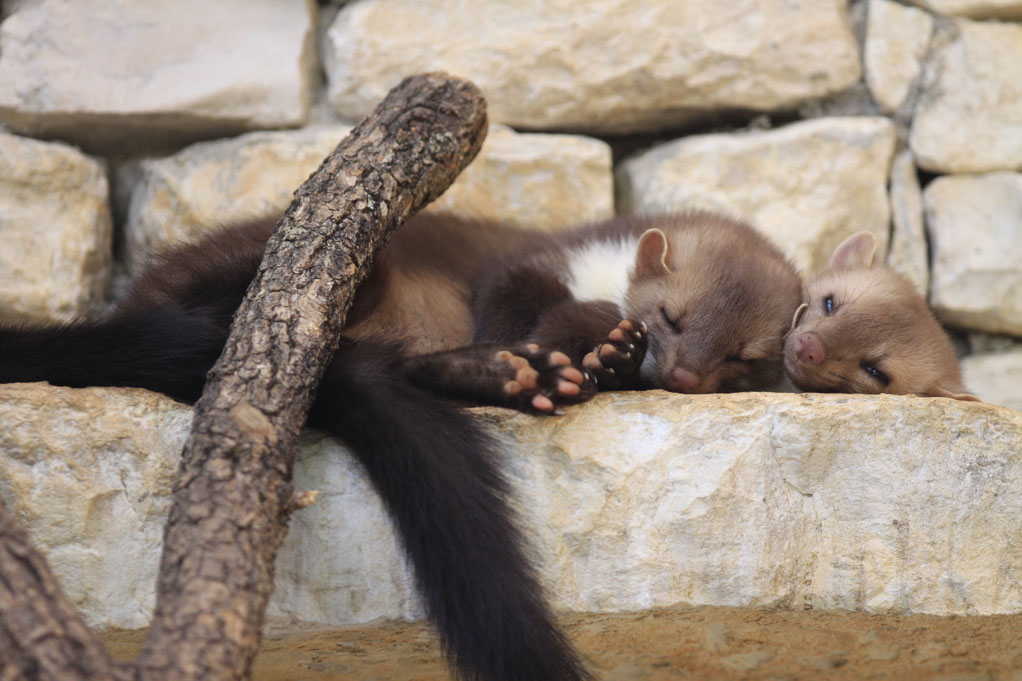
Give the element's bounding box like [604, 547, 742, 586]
[784, 231, 978, 401]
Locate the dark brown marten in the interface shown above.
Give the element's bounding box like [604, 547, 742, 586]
[0, 211, 802, 681]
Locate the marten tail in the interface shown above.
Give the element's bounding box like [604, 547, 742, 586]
[310, 339, 590, 681]
[0, 307, 228, 403]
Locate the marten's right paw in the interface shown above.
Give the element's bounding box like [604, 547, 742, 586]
[582, 319, 648, 389]
[497, 344, 597, 413]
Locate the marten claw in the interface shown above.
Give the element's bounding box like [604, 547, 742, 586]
[583, 319, 648, 389]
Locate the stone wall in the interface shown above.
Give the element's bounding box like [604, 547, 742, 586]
[0, 0, 1020, 630]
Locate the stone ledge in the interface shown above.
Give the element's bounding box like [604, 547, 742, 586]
[0, 383, 1017, 631]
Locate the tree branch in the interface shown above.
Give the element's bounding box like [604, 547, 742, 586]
[0, 72, 487, 681]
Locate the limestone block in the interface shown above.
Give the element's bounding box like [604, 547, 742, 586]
[0, 0, 317, 154]
[906, 0, 1022, 19]
[0, 133, 112, 323]
[425, 126, 614, 230]
[323, 0, 861, 134]
[910, 18, 1022, 173]
[616, 117, 897, 275]
[864, 0, 935, 114]
[124, 126, 352, 267]
[961, 352, 1022, 411]
[924, 172, 1022, 335]
[125, 125, 613, 266]
[0, 384, 188, 629]
[1, 384, 1019, 631]
[887, 150, 930, 298]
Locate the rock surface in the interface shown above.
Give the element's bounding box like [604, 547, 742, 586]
[886, 150, 929, 297]
[864, 0, 934, 114]
[616, 117, 897, 274]
[0, 133, 112, 323]
[924, 172, 1022, 336]
[910, 18, 1022, 173]
[961, 351, 1022, 411]
[906, 0, 1022, 18]
[424, 125, 614, 230]
[0, 0, 317, 154]
[124, 125, 352, 267]
[1, 383, 1019, 630]
[323, 0, 861, 134]
[125, 124, 614, 266]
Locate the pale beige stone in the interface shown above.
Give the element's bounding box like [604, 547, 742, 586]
[126, 124, 613, 266]
[0, 384, 187, 629]
[324, 0, 861, 134]
[124, 126, 352, 267]
[864, 0, 935, 114]
[961, 352, 1022, 411]
[924, 172, 1022, 335]
[887, 150, 930, 298]
[0, 0, 317, 153]
[910, 19, 1022, 173]
[425, 125, 613, 230]
[0, 133, 112, 323]
[616, 117, 897, 275]
[907, 0, 1022, 19]
[2, 384, 1019, 630]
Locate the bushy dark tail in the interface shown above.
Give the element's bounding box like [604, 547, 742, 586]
[0, 307, 228, 403]
[310, 339, 590, 681]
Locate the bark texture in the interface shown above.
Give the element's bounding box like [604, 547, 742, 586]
[0, 72, 487, 681]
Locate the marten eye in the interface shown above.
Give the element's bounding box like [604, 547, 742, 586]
[823, 295, 835, 315]
[861, 362, 890, 385]
[660, 306, 682, 333]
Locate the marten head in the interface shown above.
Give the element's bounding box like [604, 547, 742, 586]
[624, 214, 802, 393]
[784, 231, 978, 400]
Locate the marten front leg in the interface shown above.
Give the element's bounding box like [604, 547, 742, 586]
[400, 342, 597, 413]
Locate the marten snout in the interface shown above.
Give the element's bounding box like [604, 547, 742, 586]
[794, 332, 825, 365]
[667, 366, 701, 392]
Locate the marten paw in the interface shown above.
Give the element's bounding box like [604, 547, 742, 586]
[581, 319, 648, 389]
[497, 344, 597, 413]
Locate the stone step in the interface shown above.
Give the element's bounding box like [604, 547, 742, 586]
[0, 383, 1018, 631]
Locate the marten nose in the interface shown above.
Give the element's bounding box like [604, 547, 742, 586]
[795, 333, 825, 365]
[669, 367, 701, 392]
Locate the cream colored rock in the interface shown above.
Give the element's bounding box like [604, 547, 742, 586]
[0, 384, 188, 629]
[864, 0, 934, 114]
[324, 0, 861, 134]
[910, 19, 1022, 173]
[906, 0, 1022, 19]
[124, 126, 352, 267]
[887, 150, 929, 297]
[2, 384, 1020, 630]
[617, 117, 897, 274]
[924, 172, 1022, 335]
[0, 0, 317, 153]
[126, 124, 613, 266]
[961, 352, 1022, 411]
[425, 125, 613, 230]
[0, 133, 112, 323]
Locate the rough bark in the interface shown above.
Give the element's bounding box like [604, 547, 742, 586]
[0, 72, 487, 681]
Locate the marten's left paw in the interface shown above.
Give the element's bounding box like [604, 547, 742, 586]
[582, 319, 648, 389]
[498, 344, 597, 413]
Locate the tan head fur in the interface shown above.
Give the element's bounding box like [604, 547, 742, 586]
[784, 231, 978, 400]
[625, 213, 803, 393]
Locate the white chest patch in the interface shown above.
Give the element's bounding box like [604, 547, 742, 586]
[564, 236, 637, 313]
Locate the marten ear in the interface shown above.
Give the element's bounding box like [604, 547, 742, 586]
[789, 303, 808, 331]
[925, 384, 982, 401]
[827, 232, 878, 272]
[635, 228, 671, 278]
